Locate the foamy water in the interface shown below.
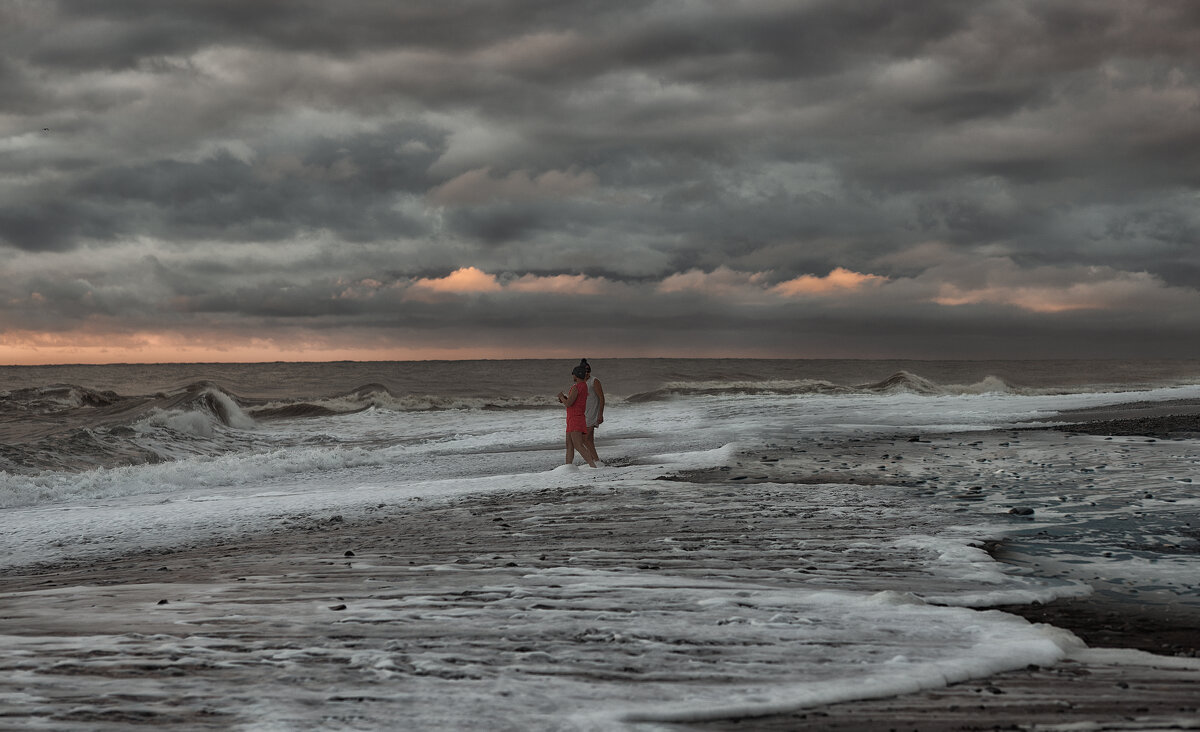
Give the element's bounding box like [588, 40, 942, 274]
[2, 361, 1199, 728]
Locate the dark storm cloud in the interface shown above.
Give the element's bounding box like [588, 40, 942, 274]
[30, 0, 507, 68]
[0, 199, 120, 252]
[71, 147, 432, 244]
[3, 0, 1200, 358]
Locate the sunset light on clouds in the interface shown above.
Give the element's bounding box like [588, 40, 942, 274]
[931, 269, 1200, 314]
[3, 1, 1200, 363]
[773, 268, 889, 297]
[408, 267, 504, 296]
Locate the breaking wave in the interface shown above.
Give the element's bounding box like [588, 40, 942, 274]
[136, 384, 257, 437]
[626, 372, 1027, 402]
[0, 382, 262, 474]
[864, 371, 944, 395]
[0, 379, 554, 475]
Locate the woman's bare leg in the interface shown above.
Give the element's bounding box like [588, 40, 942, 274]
[583, 428, 600, 464]
[570, 432, 596, 467]
[565, 434, 575, 465]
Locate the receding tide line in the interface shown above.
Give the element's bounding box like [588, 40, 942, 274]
[615, 627, 1076, 724]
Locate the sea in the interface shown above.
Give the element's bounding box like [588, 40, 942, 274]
[2, 358, 1199, 728]
[5, 358, 1199, 478]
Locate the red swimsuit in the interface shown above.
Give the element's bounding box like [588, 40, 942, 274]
[565, 381, 588, 433]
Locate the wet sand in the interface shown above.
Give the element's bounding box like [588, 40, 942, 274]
[685, 405, 1200, 731]
[694, 594, 1200, 732]
[675, 658, 1200, 731]
[2, 410, 1199, 730]
[1, 475, 984, 730]
[1041, 397, 1200, 437]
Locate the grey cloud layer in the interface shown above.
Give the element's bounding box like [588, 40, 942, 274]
[3, 0, 1200, 357]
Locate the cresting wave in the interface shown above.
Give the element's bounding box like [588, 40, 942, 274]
[0, 380, 552, 431]
[0, 383, 263, 475]
[0, 379, 560, 475]
[624, 371, 1024, 402]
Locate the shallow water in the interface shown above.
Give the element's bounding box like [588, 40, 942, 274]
[1, 360, 1199, 728]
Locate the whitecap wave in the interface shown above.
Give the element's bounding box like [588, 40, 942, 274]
[136, 385, 257, 437]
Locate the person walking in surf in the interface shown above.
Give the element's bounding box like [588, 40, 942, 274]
[579, 359, 605, 465]
[557, 364, 597, 467]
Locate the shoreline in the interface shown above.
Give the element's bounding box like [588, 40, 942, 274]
[1037, 397, 1200, 437]
[2, 410, 1199, 729]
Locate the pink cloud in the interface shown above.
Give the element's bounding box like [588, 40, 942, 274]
[914, 259, 1200, 314]
[772, 267, 889, 296]
[657, 267, 770, 297]
[412, 267, 502, 294]
[658, 266, 889, 301]
[508, 273, 612, 295]
[403, 267, 616, 301]
[404, 267, 503, 302]
[932, 273, 1167, 313]
[401, 265, 894, 306]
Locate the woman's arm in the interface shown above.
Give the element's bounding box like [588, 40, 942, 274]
[559, 382, 581, 407]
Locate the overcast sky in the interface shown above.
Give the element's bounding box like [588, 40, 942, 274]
[3, 0, 1200, 363]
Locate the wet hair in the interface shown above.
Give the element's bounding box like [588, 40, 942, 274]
[579, 358, 591, 373]
[571, 365, 589, 380]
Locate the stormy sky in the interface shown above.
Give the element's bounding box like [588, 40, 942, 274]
[3, 0, 1200, 363]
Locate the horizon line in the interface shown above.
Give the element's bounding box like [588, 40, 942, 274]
[4, 355, 1195, 368]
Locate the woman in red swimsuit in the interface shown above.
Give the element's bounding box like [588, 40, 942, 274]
[557, 365, 597, 467]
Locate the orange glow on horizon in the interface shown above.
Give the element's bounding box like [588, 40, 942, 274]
[0, 343, 805, 366]
[0, 328, 808, 365]
[0, 341, 554, 366]
[0, 329, 483, 366]
[0, 338, 541, 366]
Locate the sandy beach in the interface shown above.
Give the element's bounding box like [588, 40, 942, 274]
[2, 406, 1198, 730]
